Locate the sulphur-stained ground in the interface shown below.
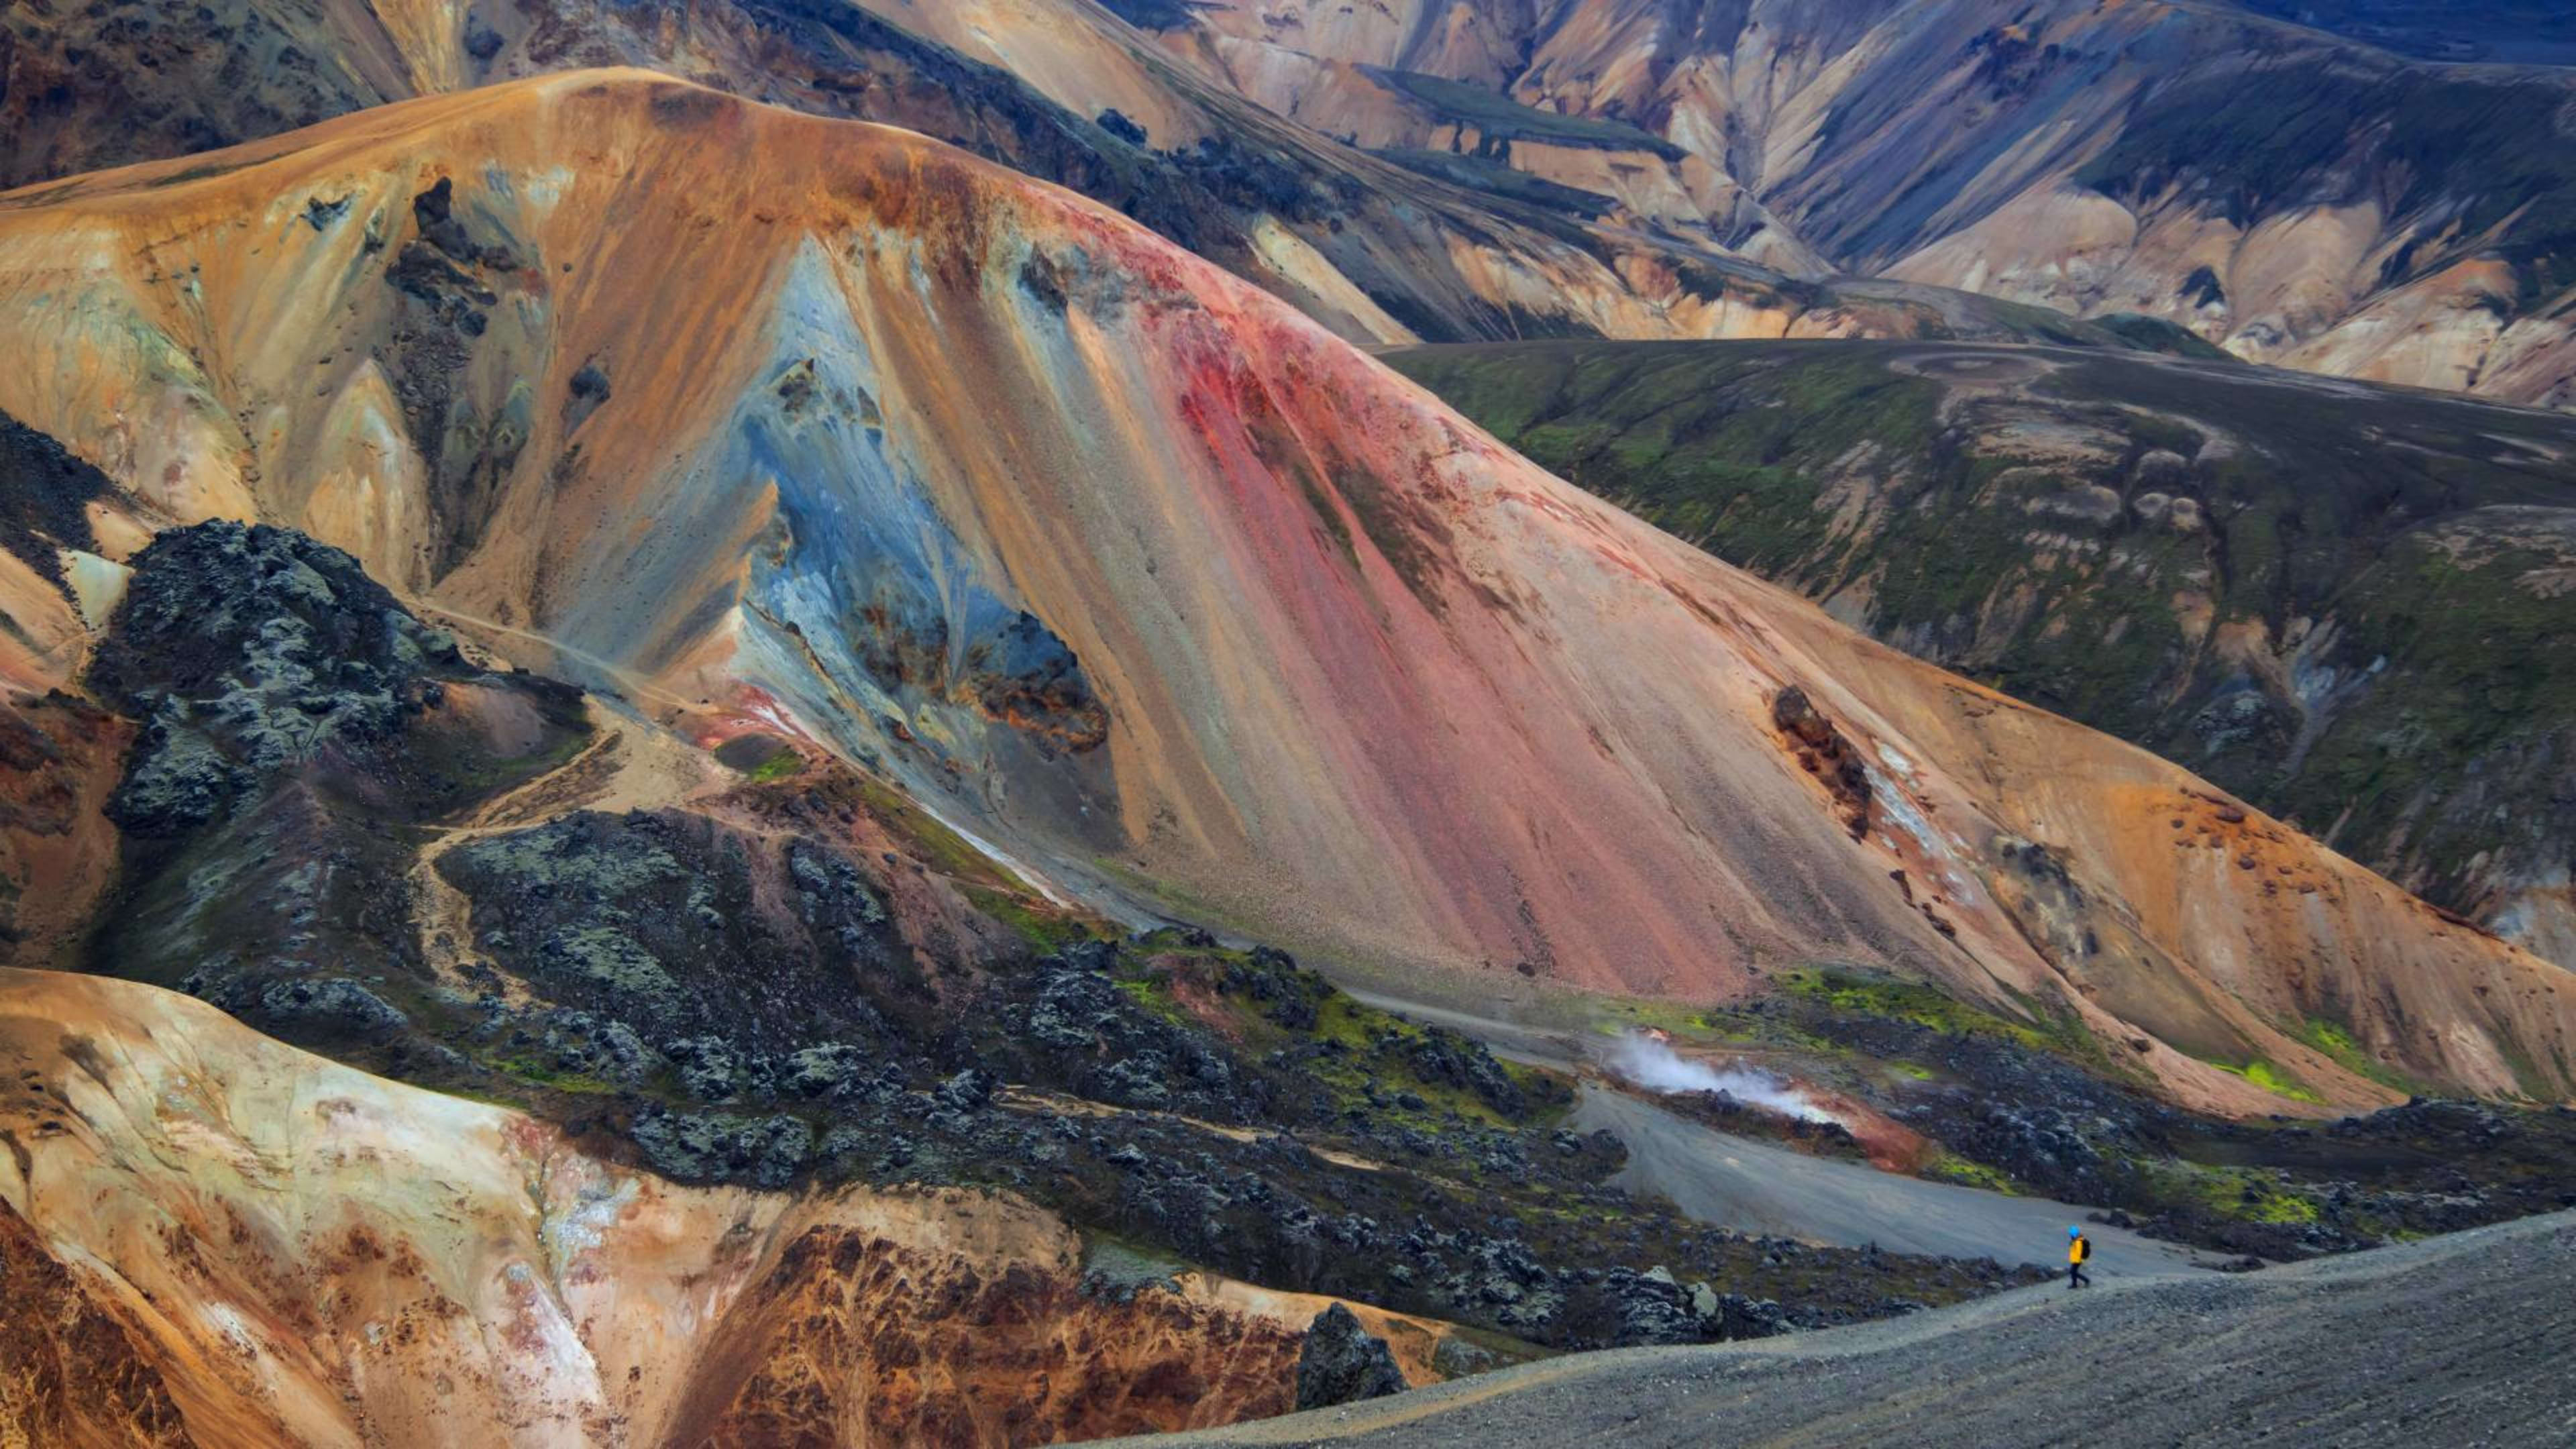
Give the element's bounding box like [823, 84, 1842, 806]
[1122, 1208, 2576, 1448]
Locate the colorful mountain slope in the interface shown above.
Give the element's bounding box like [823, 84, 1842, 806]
[1387, 339, 2576, 973]
[0, 512, 2047, 1445]
[0, 0, 2245, 358]
[1, 71, 2569, 1109]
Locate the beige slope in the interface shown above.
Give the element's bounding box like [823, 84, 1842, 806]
[0, 73, 2567, 1108]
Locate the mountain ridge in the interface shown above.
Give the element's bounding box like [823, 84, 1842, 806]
[0, 0, 2255, 360]
[1143, 0, 2576, 408]
[0, 70, 2569, 1110]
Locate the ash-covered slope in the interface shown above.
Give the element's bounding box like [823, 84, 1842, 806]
[1, 71, 2570, 1110]
[1122, 1209, 2576, 1448]
[1144, 0, 2576, 407]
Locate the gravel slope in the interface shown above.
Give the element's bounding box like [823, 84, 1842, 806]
[1110, 1210, 2576, 1448]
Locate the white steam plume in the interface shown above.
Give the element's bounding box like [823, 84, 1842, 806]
[1606, 1031, 1838, 1124]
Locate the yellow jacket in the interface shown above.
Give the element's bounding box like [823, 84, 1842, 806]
[2070, 1237, 2090, 1264]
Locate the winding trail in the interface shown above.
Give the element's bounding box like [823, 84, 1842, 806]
[1113, 1210, 2576, 1448]
[411, 600, 1095, 910]
[411, 602, 704, 714]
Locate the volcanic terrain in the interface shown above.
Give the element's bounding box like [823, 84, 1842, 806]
[0, 56, 2573, 1449]
[2, 72, 2571, 1108]
[0, 0, 2233, 358]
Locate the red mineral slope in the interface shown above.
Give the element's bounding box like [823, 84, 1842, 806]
[0, 966, 1446, 1447]
[0, 72, 2568, 1108]
[0, 1195, 193, 1448]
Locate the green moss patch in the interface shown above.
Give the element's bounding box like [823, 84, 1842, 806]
[2206, 1057, 2325, 1106]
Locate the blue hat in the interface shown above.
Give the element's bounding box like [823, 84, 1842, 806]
[2068, 1226, 2082, 1238]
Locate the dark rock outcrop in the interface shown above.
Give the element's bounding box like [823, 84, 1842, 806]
[1772, 686, 1872, 840]
[0, 409, 107, 594]
[79, 520, 588, 1067]
[1295, 1303, 1407, 1410]
[89, 521, 473, 834]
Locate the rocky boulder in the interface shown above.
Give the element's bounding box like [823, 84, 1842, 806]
[1295, 1303, 1407, 1411]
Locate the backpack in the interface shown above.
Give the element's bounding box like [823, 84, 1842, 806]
[2076, 1236, 2092, 1262]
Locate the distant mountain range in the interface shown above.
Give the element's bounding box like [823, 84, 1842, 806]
[2235, 2, 2576, 64]
[1134, 0, 2576, 408]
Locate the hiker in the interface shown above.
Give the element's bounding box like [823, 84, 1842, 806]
[2068, 1225, 2092, 1289]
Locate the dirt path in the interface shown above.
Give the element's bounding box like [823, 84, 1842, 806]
[405, 696, 719, 994]
[1112, 1209, 2576, 1448]
[1572, 1085, 2207, 1275]
[1339, 989, 1592, 1070]
[413, 602, 706, 716]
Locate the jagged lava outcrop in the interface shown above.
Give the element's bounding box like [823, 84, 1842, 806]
[0, 72, 2571, 1109]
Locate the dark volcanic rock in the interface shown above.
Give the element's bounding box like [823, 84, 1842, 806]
[227, 976, 411, 1040]
[1004, 955, 1255, 1119]
[1295, 1303, 1407, 1410]
[632, 1108, 816, 1189]
[1095, 107, 1146, 146]
[0, 409, 107, 592]
[89, 521, 481, 833]
[437, 809, 907, 1052]
[1771, 686, 1872, 840]
[49, 516, 2050, 1370]
[78, 520, 588, 1082]
[562, 360, 612, 431]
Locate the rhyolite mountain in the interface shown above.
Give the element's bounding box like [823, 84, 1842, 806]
[0, 56, 2572, 1449]
[0, 0, 2224, 356]
[3, 72, 2570, 1113]
[1135, 0, 2576, 407]
[2231, 2, 2576, 64]
[1391, 339, 2576, 973]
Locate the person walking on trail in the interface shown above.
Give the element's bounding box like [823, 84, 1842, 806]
[2067, 1226, 2092, 1289]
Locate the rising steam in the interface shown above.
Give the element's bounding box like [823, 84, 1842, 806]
[1606, 1031, 1838, 1124]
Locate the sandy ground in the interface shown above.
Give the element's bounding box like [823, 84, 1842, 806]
[1109, 1209, 2576, 1448]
